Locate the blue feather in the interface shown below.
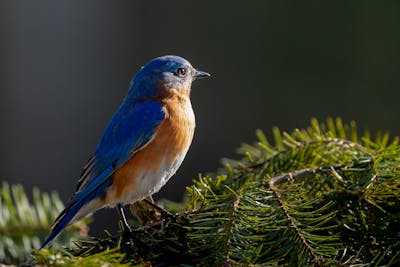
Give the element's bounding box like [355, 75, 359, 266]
[40, 176, 112, 248]
[40, 55, 202, 248]
[73, 99, 165, 201]
[41, 99, 165, 248]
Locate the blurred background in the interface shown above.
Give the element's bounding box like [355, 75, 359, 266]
[1, 1, 399, 235]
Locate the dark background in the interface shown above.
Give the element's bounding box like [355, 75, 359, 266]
[1, 1, 399, 235]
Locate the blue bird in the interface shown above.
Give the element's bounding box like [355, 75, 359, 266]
[41, 55, 210, 248]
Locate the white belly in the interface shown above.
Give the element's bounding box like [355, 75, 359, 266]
[122, 152, 187, 204]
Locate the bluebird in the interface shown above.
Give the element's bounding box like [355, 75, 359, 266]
[41, 55, 210, 248]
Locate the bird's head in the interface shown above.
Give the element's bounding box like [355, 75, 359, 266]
[128, 55, 210, 98]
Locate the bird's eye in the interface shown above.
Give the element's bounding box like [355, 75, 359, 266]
[177, 67, 186, 77]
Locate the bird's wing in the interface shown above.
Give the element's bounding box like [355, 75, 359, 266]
[72, 98, 165, 203]
[40, 99, 165, 248]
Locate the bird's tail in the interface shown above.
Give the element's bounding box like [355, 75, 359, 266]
[40, 199, 87, 249]
[40, 171, 113, 249]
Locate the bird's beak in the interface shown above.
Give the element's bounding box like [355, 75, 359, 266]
[193, 69, 211, 79]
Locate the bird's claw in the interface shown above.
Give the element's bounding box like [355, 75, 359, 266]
[160, 209, 177, 222]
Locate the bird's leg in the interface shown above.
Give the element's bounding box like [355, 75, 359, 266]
[116, 204, 132, 233]
[143, 198, 175, 220]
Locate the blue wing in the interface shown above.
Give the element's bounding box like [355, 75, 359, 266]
[41, 98, 165, 248]
[74, 98, 165, 199]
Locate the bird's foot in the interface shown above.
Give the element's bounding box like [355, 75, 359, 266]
[120, 221, 133, 234]
[120, 223, 142, 247]
[160, 209, 176, 222]
[143, 199, 177, 222]
[116, 204, 138, 243]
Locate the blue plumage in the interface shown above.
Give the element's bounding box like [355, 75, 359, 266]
[41, 55, 209, 248]
[40, 100, 164, 248]
[75, 99, 165, 197]
[128, 55, 198, 97]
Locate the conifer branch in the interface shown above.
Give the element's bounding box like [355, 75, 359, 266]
[269, 167, 315, 185]
[0, 182, 89, 265]
[223, 190, 240, 266]
[266, 178, 323, 266]
[10, 117, 399, 266]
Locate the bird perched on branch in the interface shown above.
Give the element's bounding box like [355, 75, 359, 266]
[41, 55, 210, 248]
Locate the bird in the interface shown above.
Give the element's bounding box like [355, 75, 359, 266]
[40, 55, 210, 248]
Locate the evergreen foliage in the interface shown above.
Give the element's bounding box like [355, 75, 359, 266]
[0, 182, 89, 265]
[4, 118, 400, 266]
[32, 247, 132, 267]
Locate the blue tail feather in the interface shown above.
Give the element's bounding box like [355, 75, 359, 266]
[40, 199, 87, 249]
[40, 177, 112, 249]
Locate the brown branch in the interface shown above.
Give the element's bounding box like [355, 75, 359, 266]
[223, 192, 240, 267]
[265, 163, 348, 186]
[269, 168, 315, 186]
[259, 161, 372, 265]
[243, 138, 367, 172]
[265, 179, 323, 266]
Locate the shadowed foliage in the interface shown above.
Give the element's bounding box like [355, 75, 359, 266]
[3, 118, 400, 266]
[0, 183, 89, 265]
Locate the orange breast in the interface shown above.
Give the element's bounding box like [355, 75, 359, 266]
[104, 92, 195, 205]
